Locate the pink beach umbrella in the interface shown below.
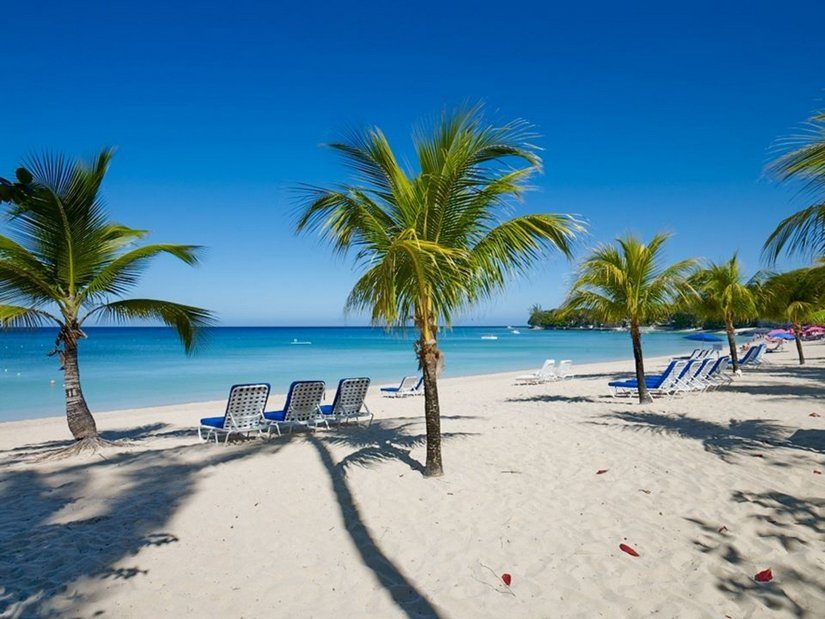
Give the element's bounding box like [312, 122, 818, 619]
[767, 329, 792, 337]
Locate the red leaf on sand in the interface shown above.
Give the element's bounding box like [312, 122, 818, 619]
[814, 470, 822, 475]
[755, 568, 773, 582]
[810, 412, 821, 417]
[752, 454, 764, 458]
[619, 543, 640, 557]
[596, 469, 608, 475]
[501, 573, 512, 586]
[718, 525, 728, 533]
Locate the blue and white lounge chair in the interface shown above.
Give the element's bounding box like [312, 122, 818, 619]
[739, 344, 766, 367]
[198, 383, 271, 444]
[321, 377, 373, 425]
[264, 380, 327, 433]
[608, 359, 688, 397]
[380, 375, 423, 397]
[703, 356, 731, 389]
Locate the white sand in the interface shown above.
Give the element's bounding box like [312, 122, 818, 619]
[1, 343, 823, 617]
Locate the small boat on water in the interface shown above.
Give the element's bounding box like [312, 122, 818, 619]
[481, 334, 498, 340]
[511, 330, 521, 335]
[290, 338, 312, 345]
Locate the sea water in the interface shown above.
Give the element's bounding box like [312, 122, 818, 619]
[0, 326, 712, 421]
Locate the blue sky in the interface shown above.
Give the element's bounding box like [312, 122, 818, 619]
[2, 0, 824, 325]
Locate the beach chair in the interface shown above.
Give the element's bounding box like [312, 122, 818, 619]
[750, 343, 767, 365]
[264, 380, 327, 433]
[380, 375, 423, 397]
[515, 359, 556, 384]
[608, 359, 687, 397]
[687, 357, 717, 391]
[703, 356, 731, 389]
[557, 360, 574, 380]
[198, 383, 271, 444]
[739, 344, 766, 368]
[321, 377, 373, 426]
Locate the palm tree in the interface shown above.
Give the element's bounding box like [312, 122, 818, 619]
[0, 150, 213, 447]
[763, 111, 825, 261]
[688, 255, 758, 372]
[296, 107, 583, 476]
[757, 268, 825, 364]
[562, 233, 697, 404]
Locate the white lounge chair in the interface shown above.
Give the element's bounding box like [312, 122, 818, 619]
[557, 360, 574, 380]
[321, 377, 373, 425]
[380, 376, 423, 397]
[515, 359, 556, 384]
[264, 380, 328, 433]
[198, 383, 271, 444]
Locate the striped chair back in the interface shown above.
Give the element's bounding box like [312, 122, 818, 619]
[283, 381, 326, 423]
[224, 383, 270, 431]
[331, 377, 371, 419]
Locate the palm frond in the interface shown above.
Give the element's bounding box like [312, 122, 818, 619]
[86, 299, 215, 353]
[0, 305, 60, 329]
[296, 106, 583, 331]
[80, 243, 202, 302]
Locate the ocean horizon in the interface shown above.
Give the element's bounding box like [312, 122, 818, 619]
[0, 326, 726, 421]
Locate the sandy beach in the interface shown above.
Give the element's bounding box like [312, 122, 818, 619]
[1, 343, 823, 617]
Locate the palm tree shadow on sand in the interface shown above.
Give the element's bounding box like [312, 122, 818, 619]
[304, 416, 477, 618]
[589, 411, 825, 462]
[0, 436, 291, 617]
[0, 418, 473, 618]
[685, 489, 825, 615]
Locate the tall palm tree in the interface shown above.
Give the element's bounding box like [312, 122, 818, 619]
[0, 150, 213, 446]
[688, 255, 758, 372]
[757, 268, 825, 364]
[763, 111, 825, 261]
[562, 233, 697, 404]
[296, 107, 583, 476]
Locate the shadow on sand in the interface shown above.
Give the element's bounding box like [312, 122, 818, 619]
[590, 412, 825, 462]
[686, 488, 825, 616]
[0, 417, 470, 617]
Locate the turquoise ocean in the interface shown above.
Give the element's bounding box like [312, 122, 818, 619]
[0, 327, 713, 421]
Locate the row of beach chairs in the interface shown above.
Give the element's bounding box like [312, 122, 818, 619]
[608, 344, 767, 398]
[198, 377, 373, 444]
[515, 359, 575, 385]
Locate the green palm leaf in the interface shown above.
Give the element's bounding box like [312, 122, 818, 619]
[764, 112, 825, 261]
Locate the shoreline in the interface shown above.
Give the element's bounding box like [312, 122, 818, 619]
[0, 352, 681, 434]
[0, 327, 716, 423]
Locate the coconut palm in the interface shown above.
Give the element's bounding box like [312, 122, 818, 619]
[296, 107, 583, 476]
[0, 150, 213, 447]
[763, 111, 825, 261]
[562, 233, 697, 404]
[688, 255, 758, 372]
[757, 268, 825, 364]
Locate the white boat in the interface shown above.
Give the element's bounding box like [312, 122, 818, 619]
[290, 338, 312, 345]
[511, 330, 521, 335]
[481, 334, 498, 340]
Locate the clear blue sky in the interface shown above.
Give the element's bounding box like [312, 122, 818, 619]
[2, 1, 824, 325]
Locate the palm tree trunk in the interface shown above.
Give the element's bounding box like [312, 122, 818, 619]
[630, 321, 652, 404]
[418, 336, 443, 477]
[725, 318, 739, 372]
[62, 338, 98, 440]
[793, 324, 805, 365]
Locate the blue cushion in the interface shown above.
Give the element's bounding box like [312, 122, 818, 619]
[608, 377, 664, 389]
[380, 387, 399, 393]
[200, 416, 225, 428]
[319, 404, 334, 416]
[264, 410, 286, 421]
